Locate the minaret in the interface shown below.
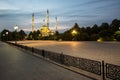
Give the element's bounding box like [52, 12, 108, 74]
[55, 16, 58, 32]
[46, 9, 49, 27]
[32, 13, 34, 33]
[43, 19, 45, 25]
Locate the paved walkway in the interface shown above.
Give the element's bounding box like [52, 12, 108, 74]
[0, 41, 92, 80]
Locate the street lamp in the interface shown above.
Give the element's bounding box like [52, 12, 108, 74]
[72, 30, 77, 36]
[14, 25, 18, 30]
[2, 34, 5, 41]
[6, 32, 8, 35]
[3, 34, 5, 37]
[6, 32, 8, 41]
[14, 25, 18, 44]
[71, 30, 77, 40]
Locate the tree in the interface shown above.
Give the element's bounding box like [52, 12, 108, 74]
[36, 30, 41, 40]
[51, 31, 60, 40]
[110, 19, 120, 32]
[91, 34, 99, 41]
[91, 24, 99, 34]
[27, 32, 33, 40]
[12, 31, 18, 41]
[18, 30, 26, 40]
[79, 32, 89, 41]
[89, 24, 100, 41]
[114, 31, 120, 41]
[63, 23, 81, 41]
[100, 23, 109, 30]
[0, 33, 1, 40]
[0, 29, 12, 41]
[98, 30, 114, 41]
[27, 30, 41, 40]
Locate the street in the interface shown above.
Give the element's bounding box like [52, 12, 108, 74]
[0, 41, 92, 80]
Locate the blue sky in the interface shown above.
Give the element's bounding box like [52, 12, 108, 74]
[0, 0, 120, 32]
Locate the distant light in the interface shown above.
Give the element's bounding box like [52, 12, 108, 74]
[97, 38, 103, 42]
[6, 32, 8, 35]
[14, 25, 18, 30]
[113, 39, 117, 41]
[71, 30, 77, 35]
[3, 34, 5, 36]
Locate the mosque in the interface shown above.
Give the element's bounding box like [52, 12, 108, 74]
[32, 10, 58, 37]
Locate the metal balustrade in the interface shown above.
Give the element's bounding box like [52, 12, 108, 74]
[106, 63, 120, 80]
[6, 42, 120, 80]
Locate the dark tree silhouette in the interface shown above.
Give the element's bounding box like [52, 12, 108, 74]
[18, 30, 26, 40]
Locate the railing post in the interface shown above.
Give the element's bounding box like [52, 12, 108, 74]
[60, 53, 64, 64]
[102, 61, 105, 80]
[42, 49, 45, 58]
[32, 47, 34, 53]
[25, 46, 27, 50]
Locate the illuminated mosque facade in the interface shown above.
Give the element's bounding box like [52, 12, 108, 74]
[32, 10, 58, 37]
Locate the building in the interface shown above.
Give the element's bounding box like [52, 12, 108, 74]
[32, 13, 34, 33]
[40, 10, 54, 37]
[40, 25, 54, 37]
[31, 10, 57, 37]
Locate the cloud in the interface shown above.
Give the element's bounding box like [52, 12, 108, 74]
[72, 0, 114, 7]
[95, 1, 120, 10]
[0, 0, 120, 33]
[0, 0, 19, 10]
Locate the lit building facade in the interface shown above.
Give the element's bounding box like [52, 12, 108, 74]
[32, 13, 34, 33]
[40, 10, 54, 37]
[40, 25, 54, 37]
[31, 10, 57, 37]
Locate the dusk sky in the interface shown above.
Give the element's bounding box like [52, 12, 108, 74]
[0, 0, 120, 32]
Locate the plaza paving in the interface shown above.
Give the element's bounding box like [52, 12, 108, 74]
[0, 41, 92, 80]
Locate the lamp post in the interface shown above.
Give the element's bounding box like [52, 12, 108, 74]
[3, 34, 5, 41]
[6, 32, 8, 41]
[14, 25, 18, 44]
[71, 30, 77, 41]
[3, 34, 5, 37]
[6, 32, 8, 35]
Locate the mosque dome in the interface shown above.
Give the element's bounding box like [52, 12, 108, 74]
[41, 25, 48, 27]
